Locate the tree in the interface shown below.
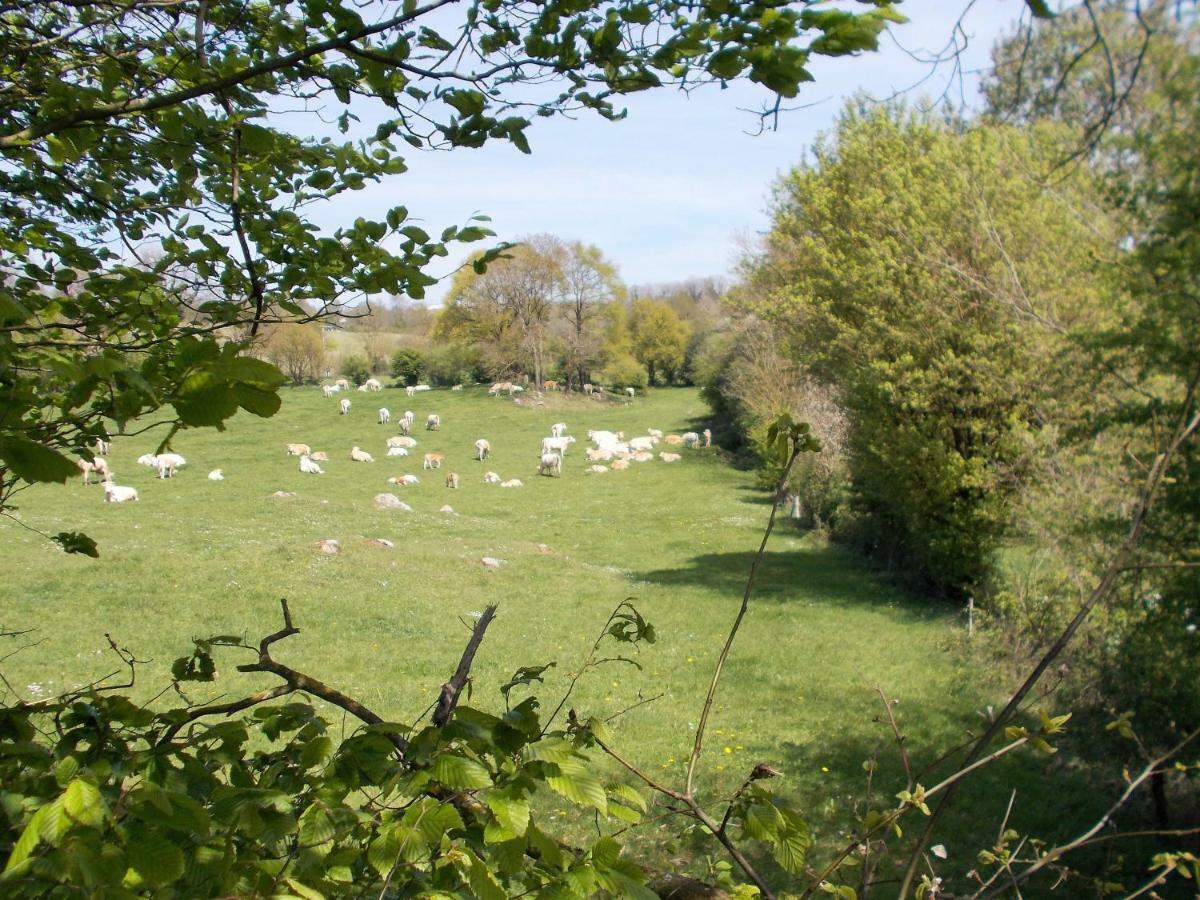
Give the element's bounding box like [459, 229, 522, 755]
[437, 238, 562, 386]
[557, 243, 624, 391]
[733, 102, 1117, 596]
[629, 299, 690, 385]
[0, 0, 912, 536]
[263, 323, 326, 385]
[983, 3, 1200, 760]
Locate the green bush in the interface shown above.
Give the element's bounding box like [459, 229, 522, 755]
[597, 353, 648, 391]
[389, 348, 427, 386]
[339, 354, 371, 386]
[424, 344, 484, 386]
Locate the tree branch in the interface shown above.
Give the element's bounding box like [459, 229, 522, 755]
[432, 604, 496, 727]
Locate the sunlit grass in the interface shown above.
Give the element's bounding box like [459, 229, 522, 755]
[0, 385, 1102, 886]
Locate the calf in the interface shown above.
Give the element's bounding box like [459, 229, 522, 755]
[538, 451, 562, 477]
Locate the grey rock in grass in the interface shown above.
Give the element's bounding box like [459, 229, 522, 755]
[375, 493, 412, 511]
[316, 539, 340, 555]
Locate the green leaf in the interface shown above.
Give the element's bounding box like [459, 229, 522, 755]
[486, 785, 530, 836]
[124, 830, 185, 886]
[54, 757, 81, 787]
[4, 803, 53, 873]
[298, 804, 335, 847]
[431, 752, 492, 789]
[305, 170, 336, 190]
[545, 758, 607, 813]
[233, 383, 282, 418]
[469, 854, 507, 900]
[0, 438, 81, 484]
[62, 778, 106, 828]
[0, 293, 32, 324]
[215, 356, 286, 386]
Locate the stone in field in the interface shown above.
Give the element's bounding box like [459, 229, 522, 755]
[375, 493, 412, 511]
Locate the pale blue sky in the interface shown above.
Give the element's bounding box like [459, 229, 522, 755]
[315, 2, 1030, 304]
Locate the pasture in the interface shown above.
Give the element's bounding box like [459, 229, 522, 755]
[0, 385, 1094, 880]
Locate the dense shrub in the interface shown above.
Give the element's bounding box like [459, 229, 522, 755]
[389, 347, 427, 385]
[596, 353, 648, 391]
[424, 344, 485, 386]
[339, 354, 371, 386]
[730, 105, 1116, 597]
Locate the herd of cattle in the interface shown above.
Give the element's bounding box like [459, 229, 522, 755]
[76, 380, 710, 505]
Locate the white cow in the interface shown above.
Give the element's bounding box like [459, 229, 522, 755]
[386, 447, 409, 457]
[364, 378, 383, 392]
[405, 385, 416, 397]
[426, 414, 441, 431]
[629, 436, 657, 452]
[378, 408, 390, 425]
[323, 384, 340, 397]
[551, 422, 568, 438]
[541, 435, 575, 456]
[625, 387, 635, 398]
[299, 455, 324, 474]
[387, 436, 417, 449]
[388, 474, 419, 486]
[682, 432, 702, 449]
[156, 453, 186, 478]
[451, 384, 464, 391]
[339, 398, 351, 415]
[350, 446, 374, 463]
[475, 439, 491, 461]
[499, 478, 523, 488]
[103, 482, 138, 503]
[482, 471, 502, 483]
[208, 469, 225, 480]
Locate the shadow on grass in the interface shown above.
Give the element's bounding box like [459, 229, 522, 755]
[667, 714, 1112, 896]
[634, 547, 951, 621]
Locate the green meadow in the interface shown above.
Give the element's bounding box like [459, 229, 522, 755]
[0, 385, 1101, 882]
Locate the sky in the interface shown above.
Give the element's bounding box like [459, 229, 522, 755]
[313, 2, 1033, 305]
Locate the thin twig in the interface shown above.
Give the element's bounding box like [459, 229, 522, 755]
[686, 445, 803, 797]
[897, 378, 1200, 898]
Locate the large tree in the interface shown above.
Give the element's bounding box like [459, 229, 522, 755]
[733, 103, 1118, 595]
[628, 299, 690, 385]
[557, 242, 624, 391]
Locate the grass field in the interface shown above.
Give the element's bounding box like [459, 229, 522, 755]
[0, 385, 1105, 887]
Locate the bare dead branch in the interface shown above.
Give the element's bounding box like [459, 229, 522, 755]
[432, 604, 497, 727]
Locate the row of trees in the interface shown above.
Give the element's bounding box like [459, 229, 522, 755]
[702, 1, 1199, 784]
[415, 235, 705, 391]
